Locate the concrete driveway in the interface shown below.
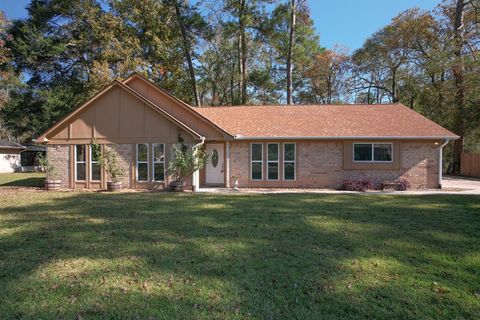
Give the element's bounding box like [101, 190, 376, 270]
[441, 175, 480, 194]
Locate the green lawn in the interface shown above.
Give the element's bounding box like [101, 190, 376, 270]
[0, 189, 479, 319]
[0, 172, 45, 187]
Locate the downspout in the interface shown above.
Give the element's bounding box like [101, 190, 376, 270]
[438, 139, 449, 189]
[192, 136, 206, 192]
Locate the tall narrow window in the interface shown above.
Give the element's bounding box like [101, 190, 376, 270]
[284, 143, 295, 181]
[267, 143, 279, 180]
[90, 144, 101, 181]
[152, 143, 165, 182]
[251, 143, 263, 180]
[75, 145, 86, 181]
[137, 143, 149, 182]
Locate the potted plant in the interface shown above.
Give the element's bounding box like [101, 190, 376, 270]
[168, 145, 208, 192]
[232, 175, 239, 190]
[37, 153, 61, 190]
[96, 143, 123, 191]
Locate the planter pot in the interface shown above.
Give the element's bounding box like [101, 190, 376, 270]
[45, 179, 61, 190]
[170, 180, 186, 192]
[107, 181, 122, 191]
[233, 178, 239, 190]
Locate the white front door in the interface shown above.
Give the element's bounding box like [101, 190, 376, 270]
[205, 144, 224, 185]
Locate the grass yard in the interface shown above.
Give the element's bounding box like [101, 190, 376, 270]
[0, 189, 479, 319]
[0, 172, 45, 187]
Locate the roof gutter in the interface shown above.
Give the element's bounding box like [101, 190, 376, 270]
[233, 135, 459, 140]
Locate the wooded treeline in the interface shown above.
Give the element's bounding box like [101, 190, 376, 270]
[0, 0, 479, 169]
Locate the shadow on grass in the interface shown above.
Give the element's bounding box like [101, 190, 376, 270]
[0, 193, 479, 319]
[0, 177, 44, 187]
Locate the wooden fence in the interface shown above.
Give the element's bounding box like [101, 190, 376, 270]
[461, 152, 480, 178]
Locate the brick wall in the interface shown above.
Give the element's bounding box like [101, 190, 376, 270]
[46, 145, 69, 188]
[229, 141, 344, 188]
[229, 140, 439, 189]
[344, 142, 438, 189]
[105, 144, 132, 187]
[47, 140, 439, 190]
[400, 142, 439, 188]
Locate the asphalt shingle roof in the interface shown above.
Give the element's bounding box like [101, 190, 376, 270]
[194, 103, 458, 139]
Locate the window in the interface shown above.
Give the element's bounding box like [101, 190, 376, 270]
[284, 143, 295, 180]
[267, 143, 279, 180]
[90, 144, 101, 181]
[75, 145, 86, 181]
[251, 143, 263, 180]
[152, 143, 165, 182]
[136, 144, 149, 181]
[353, 143, 392, 162]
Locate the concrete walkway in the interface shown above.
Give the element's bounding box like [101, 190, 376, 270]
[198, 175, 480, 195]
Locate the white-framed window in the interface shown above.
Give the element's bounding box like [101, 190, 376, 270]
[152, 143, 165, 182]
[251, 143, 263, 180]
[136, 143, 149, 182]
[267, 143, 279, 180]
[353, 143, 393, 162]
[90, 144, 101, 181]
[283, 143, 296, 181]
[75, 145, 86, 181]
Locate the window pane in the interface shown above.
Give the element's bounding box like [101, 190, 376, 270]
[284, 144, 295, 161]
[76, 163, 86, 181]
[268, 144, 278, 161]
[251, 162, 262, 180]
[268, 162, 278, 180]
[153, 144, 164, 162]
[91, 163, 101, 181]
[137, 163, 148, 181]
[374, 144, 392, 161]
[252, 144, 262, 161]
[284, 162, 295, 180]
[154, 163, 165, 181]
[354, 144, 372, 161]
[91, 144, 101, 161]
[137, 144, 148, 161]
[76, 145, 85, 162]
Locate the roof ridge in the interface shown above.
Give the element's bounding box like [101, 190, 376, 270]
[197, 103, 404, 108]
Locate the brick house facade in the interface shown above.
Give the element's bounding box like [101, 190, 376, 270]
[37, 73, 458, 190]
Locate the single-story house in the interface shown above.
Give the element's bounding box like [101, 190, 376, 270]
[35, 73, 458, 190]
[0, 139, 25, 173]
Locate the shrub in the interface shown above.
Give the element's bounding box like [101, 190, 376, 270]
[342, 177, 374, 192]
[37, 153, 58, 180]
[91, 141, 123, 183]
[168, 146, 209, 183]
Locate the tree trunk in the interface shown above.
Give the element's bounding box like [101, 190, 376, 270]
[238, 0, 247, 105]
[452, 0, 466, 173]
[231, 59, 236, 105]
[286, 0, 296, 105]
[173, 0, 201, 107]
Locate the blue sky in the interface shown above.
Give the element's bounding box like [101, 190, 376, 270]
[1, 0, 441, 50]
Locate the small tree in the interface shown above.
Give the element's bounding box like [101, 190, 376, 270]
[37, 152, 58, 180]
[168, 145, 208, 183]
[91, 142, 123, 183]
